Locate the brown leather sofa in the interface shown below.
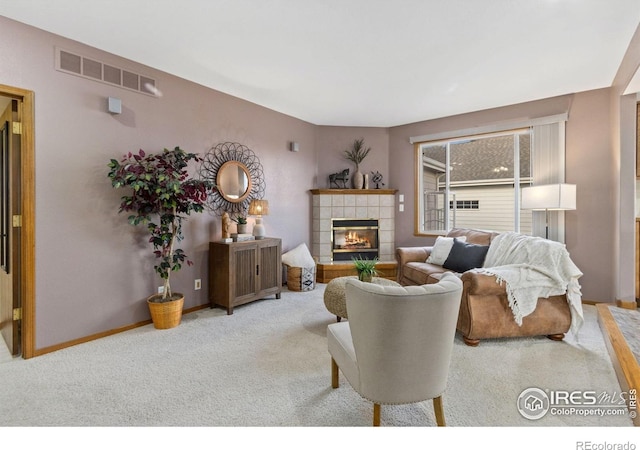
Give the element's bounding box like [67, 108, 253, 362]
[395, 228, 572, 346]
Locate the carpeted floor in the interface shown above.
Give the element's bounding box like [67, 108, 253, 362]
[0, 284, 634, 427]
[0, 339, 10, 363]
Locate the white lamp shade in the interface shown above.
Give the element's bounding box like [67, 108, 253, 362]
[521, 184, 576, 210]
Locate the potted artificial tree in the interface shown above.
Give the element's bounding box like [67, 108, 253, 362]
[108, 146, 213, 329]
[344, 137, 371, 189]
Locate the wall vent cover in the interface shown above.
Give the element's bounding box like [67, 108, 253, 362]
[55, 47, 157, 96]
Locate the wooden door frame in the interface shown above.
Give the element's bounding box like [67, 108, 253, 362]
[0, 84, 35, 359]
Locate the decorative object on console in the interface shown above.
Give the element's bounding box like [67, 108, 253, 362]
[329, 168, 350, 189]
[371, 171, 385, 189]
[199, 142, 265, 216]
[231, 215, 248, 234]
[352, 255, 378, 282]
[231, 233, 254, 242]
[249, 199, 269, 239]
[521, 183, 576, 239]
[344, 138, 371, 189]
[221, 212, 232, 242]
[107, 147, 214, 329]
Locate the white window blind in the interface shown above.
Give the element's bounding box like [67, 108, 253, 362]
[531, 121, 567, 242]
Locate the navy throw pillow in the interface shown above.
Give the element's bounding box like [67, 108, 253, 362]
[443, 238, 489, 273]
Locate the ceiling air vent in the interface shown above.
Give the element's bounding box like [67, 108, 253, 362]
[55, 47, 157, 97]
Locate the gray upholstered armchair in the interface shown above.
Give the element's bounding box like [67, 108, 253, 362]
[327, 273, 463, 426]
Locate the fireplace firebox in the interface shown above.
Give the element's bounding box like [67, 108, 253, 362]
[331, 219, 379, 261]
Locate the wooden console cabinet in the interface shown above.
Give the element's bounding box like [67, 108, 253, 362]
[209, 238, 282, 314]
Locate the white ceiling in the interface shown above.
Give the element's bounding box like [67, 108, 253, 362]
[2, 1, 640, 127]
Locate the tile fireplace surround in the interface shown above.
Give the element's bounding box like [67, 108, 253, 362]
[311, 189, 397, 263]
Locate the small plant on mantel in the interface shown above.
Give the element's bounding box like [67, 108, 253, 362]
[352, 256, 378, 282]
[108, 147, 214, 304]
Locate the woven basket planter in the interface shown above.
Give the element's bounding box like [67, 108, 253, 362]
[285, 264, 316, 292]
[147, 293, 184, 329]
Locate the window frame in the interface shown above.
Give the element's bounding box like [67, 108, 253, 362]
[414, 127, 532, 236]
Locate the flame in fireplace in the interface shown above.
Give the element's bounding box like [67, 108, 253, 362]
[341, 231, 371, 249]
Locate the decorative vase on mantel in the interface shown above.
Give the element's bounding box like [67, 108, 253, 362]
[344, 138, 371, 190]
[352, 166, 364, 189]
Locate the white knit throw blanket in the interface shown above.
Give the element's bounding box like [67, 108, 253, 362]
[475, 232, 584, 334]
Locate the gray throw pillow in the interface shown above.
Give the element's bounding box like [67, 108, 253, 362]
[443, 238, 489, 273]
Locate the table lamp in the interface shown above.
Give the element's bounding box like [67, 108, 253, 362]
[248, 199, 269, 239]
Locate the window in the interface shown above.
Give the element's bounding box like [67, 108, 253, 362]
[416, 129, 533, 235]
[412, 117, 567, 240]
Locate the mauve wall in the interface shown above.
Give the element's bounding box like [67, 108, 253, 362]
[564, 88, 616, 304]
[315, 126, 390, 189]
[0, 17, 317, 349]
[0, 15, 636, 351]
[387, 92, 618, 302]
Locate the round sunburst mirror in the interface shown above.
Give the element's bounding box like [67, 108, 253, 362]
[199, 142, 265, 216]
